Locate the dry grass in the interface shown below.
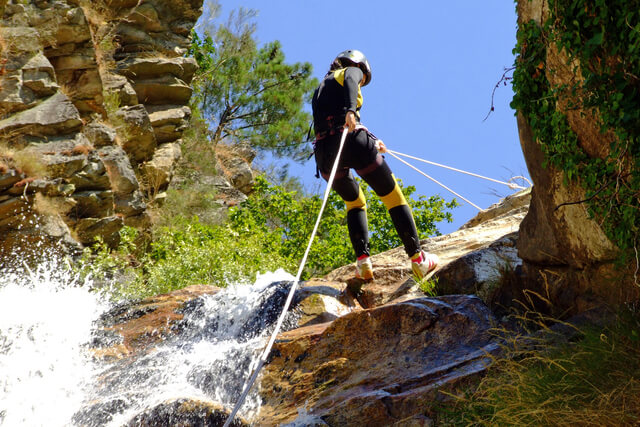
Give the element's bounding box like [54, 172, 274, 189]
[0, 143, 47, 178]
[436, 307, 640, 426]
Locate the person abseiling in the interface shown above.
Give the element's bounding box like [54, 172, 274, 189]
[312, 49, 439, 281]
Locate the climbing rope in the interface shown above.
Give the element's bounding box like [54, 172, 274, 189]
[385, 150, 483, 211]
[385, 149, 531, 211]
[387, 149, 529, 190]
[223, 128, 350, 427]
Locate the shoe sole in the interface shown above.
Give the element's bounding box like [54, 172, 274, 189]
[412, 262, 437, 280]
[356, 268, 374, 281]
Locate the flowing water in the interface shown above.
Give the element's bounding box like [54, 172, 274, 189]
[0, 259, 298, 426]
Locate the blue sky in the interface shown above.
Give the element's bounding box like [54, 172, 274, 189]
[202, 1, 528, 235]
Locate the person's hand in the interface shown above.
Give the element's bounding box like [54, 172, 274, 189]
[345, 111, 357, 132]
[375, 139, 387, 153]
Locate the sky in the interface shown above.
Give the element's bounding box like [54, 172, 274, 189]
[198, 1, 529, 235]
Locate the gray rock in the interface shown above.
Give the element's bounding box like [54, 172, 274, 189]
[113, 104, 157, 163]
[70, 190, 114, 218]
[98, 145, 139, 195]
[221, 157, 254, 194]
[140, 141, 182, 191]
[130, 75, 192, 105]
[146, 105, 190, 143]
[0, 26, 41, 53]
[73, 216, 123, 246]
[0, 92, 82, 136]
[69, 155, 111, 191]
[84, 122, 117, 147]
[101, 73, 139, 106]
[114, 190, 146, 217]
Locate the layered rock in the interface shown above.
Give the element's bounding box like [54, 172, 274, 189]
[0, 0, 203, 257]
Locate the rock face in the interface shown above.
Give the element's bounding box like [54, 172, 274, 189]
[514, 1, 638, 315]
[0, 0, 203, 258]
[259, 295, 499, 426]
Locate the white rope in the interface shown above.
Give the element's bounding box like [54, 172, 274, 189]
[223, 127, 350, 427]
[386, 150, 483, 211]
[387, 149, 528, 190]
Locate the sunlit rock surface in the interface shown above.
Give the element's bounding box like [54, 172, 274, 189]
[0, 0, 203, 256]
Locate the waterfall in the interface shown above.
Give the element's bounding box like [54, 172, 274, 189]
[0, 260, 298, 426]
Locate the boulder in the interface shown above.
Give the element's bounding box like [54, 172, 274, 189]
[72, 215, 123, 246]
[69, 190, 114, 219]
[83, 122, 117, 147]
[140, 141, 182, 192]
[146, 105, 190, 143]
[130, 75, 193, 105]
[114, 189, 146, 217]
[217, 156, 253, 195]
[259, 295, 500, 426]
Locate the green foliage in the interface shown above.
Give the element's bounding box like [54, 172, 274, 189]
[511, 0, 640, 253]
[77, 221, 293, 300]
[437, 309, 640, 425]
[189, 9, 318, 161]
[229, 175, 457, 279]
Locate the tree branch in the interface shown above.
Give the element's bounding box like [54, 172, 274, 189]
[483, 66, 516, 122]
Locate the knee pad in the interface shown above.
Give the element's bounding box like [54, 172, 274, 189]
[380, 181, 408, 210]
[345, 186, 366, 212]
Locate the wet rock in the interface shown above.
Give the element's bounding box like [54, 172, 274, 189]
[126, 398, 248, 427]
[92, 285, 220, 360]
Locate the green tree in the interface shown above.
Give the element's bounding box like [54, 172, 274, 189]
[189, 9, 318, 161]
[229, 175, 457, 278]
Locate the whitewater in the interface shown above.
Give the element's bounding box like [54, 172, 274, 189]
[0, 258, 296, 426]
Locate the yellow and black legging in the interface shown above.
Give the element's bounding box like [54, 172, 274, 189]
[314, 128, 422, 258]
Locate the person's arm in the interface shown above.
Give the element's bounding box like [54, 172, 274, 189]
[343, 67, 363, 131]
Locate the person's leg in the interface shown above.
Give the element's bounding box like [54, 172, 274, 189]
[331, 172, 370, 259]
[314, 133, 372, 278]
[346, 130, 438, 277]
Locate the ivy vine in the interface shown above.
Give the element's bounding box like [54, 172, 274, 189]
[511, 0, 640, 253]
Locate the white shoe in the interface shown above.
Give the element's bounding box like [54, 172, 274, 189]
[356, 256, 374, 280]
[411, 251, 438, 279]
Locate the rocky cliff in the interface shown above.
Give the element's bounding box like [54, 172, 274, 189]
[514, 0, 639, 315]
[0, 0, 203, 260]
